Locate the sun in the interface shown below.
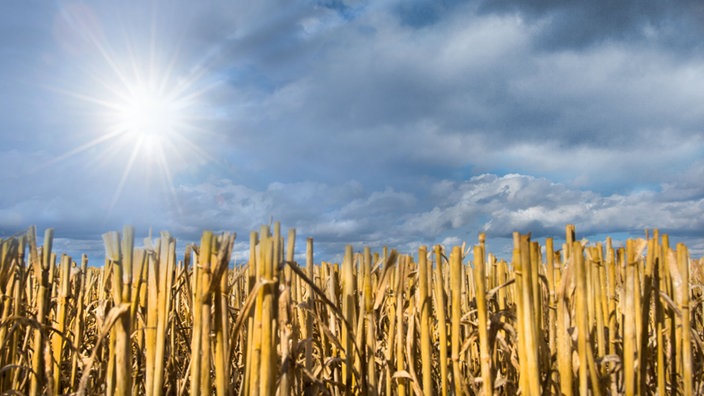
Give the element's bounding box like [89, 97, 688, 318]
[109, 82, 187, 160]
[45, 5, 219, 215]
[115, 85, 180, 143]
[93, 69, 209, 213]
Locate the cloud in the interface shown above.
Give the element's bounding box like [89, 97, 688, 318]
[404, 174, 704, 244]
[201, 1, 704, 194]
[2, 168, 702, 259]
[479, 0, 704, 54]
[1, 1, 703, 262]
[125, 173, 704, 258]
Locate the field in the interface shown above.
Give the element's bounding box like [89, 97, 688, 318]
[0, 224, 702, 395]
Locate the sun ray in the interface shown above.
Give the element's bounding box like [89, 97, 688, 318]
[154, 141, 182, 216]
[108, 137, 144, 215]
[49, 2, 221, 215]
[34, 129, 124, 172]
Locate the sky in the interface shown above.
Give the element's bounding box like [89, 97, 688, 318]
[1, 0, 703, 263]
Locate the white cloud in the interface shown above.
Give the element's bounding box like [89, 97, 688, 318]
[134, 173, 704, 258]
[406, 174, 704, 250]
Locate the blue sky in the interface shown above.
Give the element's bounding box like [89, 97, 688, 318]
[1, 0, 703, 262]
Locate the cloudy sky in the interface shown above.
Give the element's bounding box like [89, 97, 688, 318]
[1, 0, 703, 262]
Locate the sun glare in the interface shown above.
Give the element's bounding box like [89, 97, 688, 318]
[47, 3, 219, 215]
[94, 70, 210, 213]
[108, 83, 181, 162]
[114, 83, 188, 142]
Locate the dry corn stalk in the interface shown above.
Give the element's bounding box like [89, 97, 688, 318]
[0, 224, 700, 395]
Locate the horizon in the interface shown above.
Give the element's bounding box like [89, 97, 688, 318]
[21, 224, 697, 268]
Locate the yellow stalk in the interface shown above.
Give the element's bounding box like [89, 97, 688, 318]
[304, 237, 315, 395]
[190, 231, 212, 395]
[214, 233, 235, 396]
[258, 233, 275, 396]
[623, 241, 637, 396]
[385, 263, 396, 396]
[200, 232, 214, 395]
[556, 246, 573, 396]
[450, 246, 464, 396]
[639, 237, 656, 392]
[474, 245, 492, 396]
[153, 232, 176, 395]
[51, 254, 71, 395]
[605, 238, 617, 357]
[589, 246, 606, 361]
[677, 243, 692, 396]
[395, 255, 407, 396]
[418, 246, 433, 396]
[433, 245, 449, 396]
[574, 241, 601, 396]
[497, 259, 507, 311]
[279, 228, 295, 396]
[362, 246, 376, 395]
[519, 235, 540, 396]
[654, 232, 667, 396]
[511, 232, 529, 394]
[529, 241, 542, 342]
[546, 238, 556, 354]
[70, 254, 88, 390]
[144, 250, 158, 395]
[595, 244, 609, 359]
[341, 245, 356, 391]
[30, 227, 52, 396]
[103, 227, 132, 396]
[243, 231, 258, 396]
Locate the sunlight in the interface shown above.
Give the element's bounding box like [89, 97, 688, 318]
[112, 84, 182, 145]
[46, 2, 221, 215]
[99, 74, 199, 213]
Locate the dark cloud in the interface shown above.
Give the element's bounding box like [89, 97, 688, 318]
[211, 4, 704, 191]
[479, 0, 704, 55]
[393, 0, 468, 28]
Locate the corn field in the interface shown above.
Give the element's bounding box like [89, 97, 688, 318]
[0, 224, 702, 395]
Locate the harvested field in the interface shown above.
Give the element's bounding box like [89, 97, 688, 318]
[0, 224, 702, 395]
